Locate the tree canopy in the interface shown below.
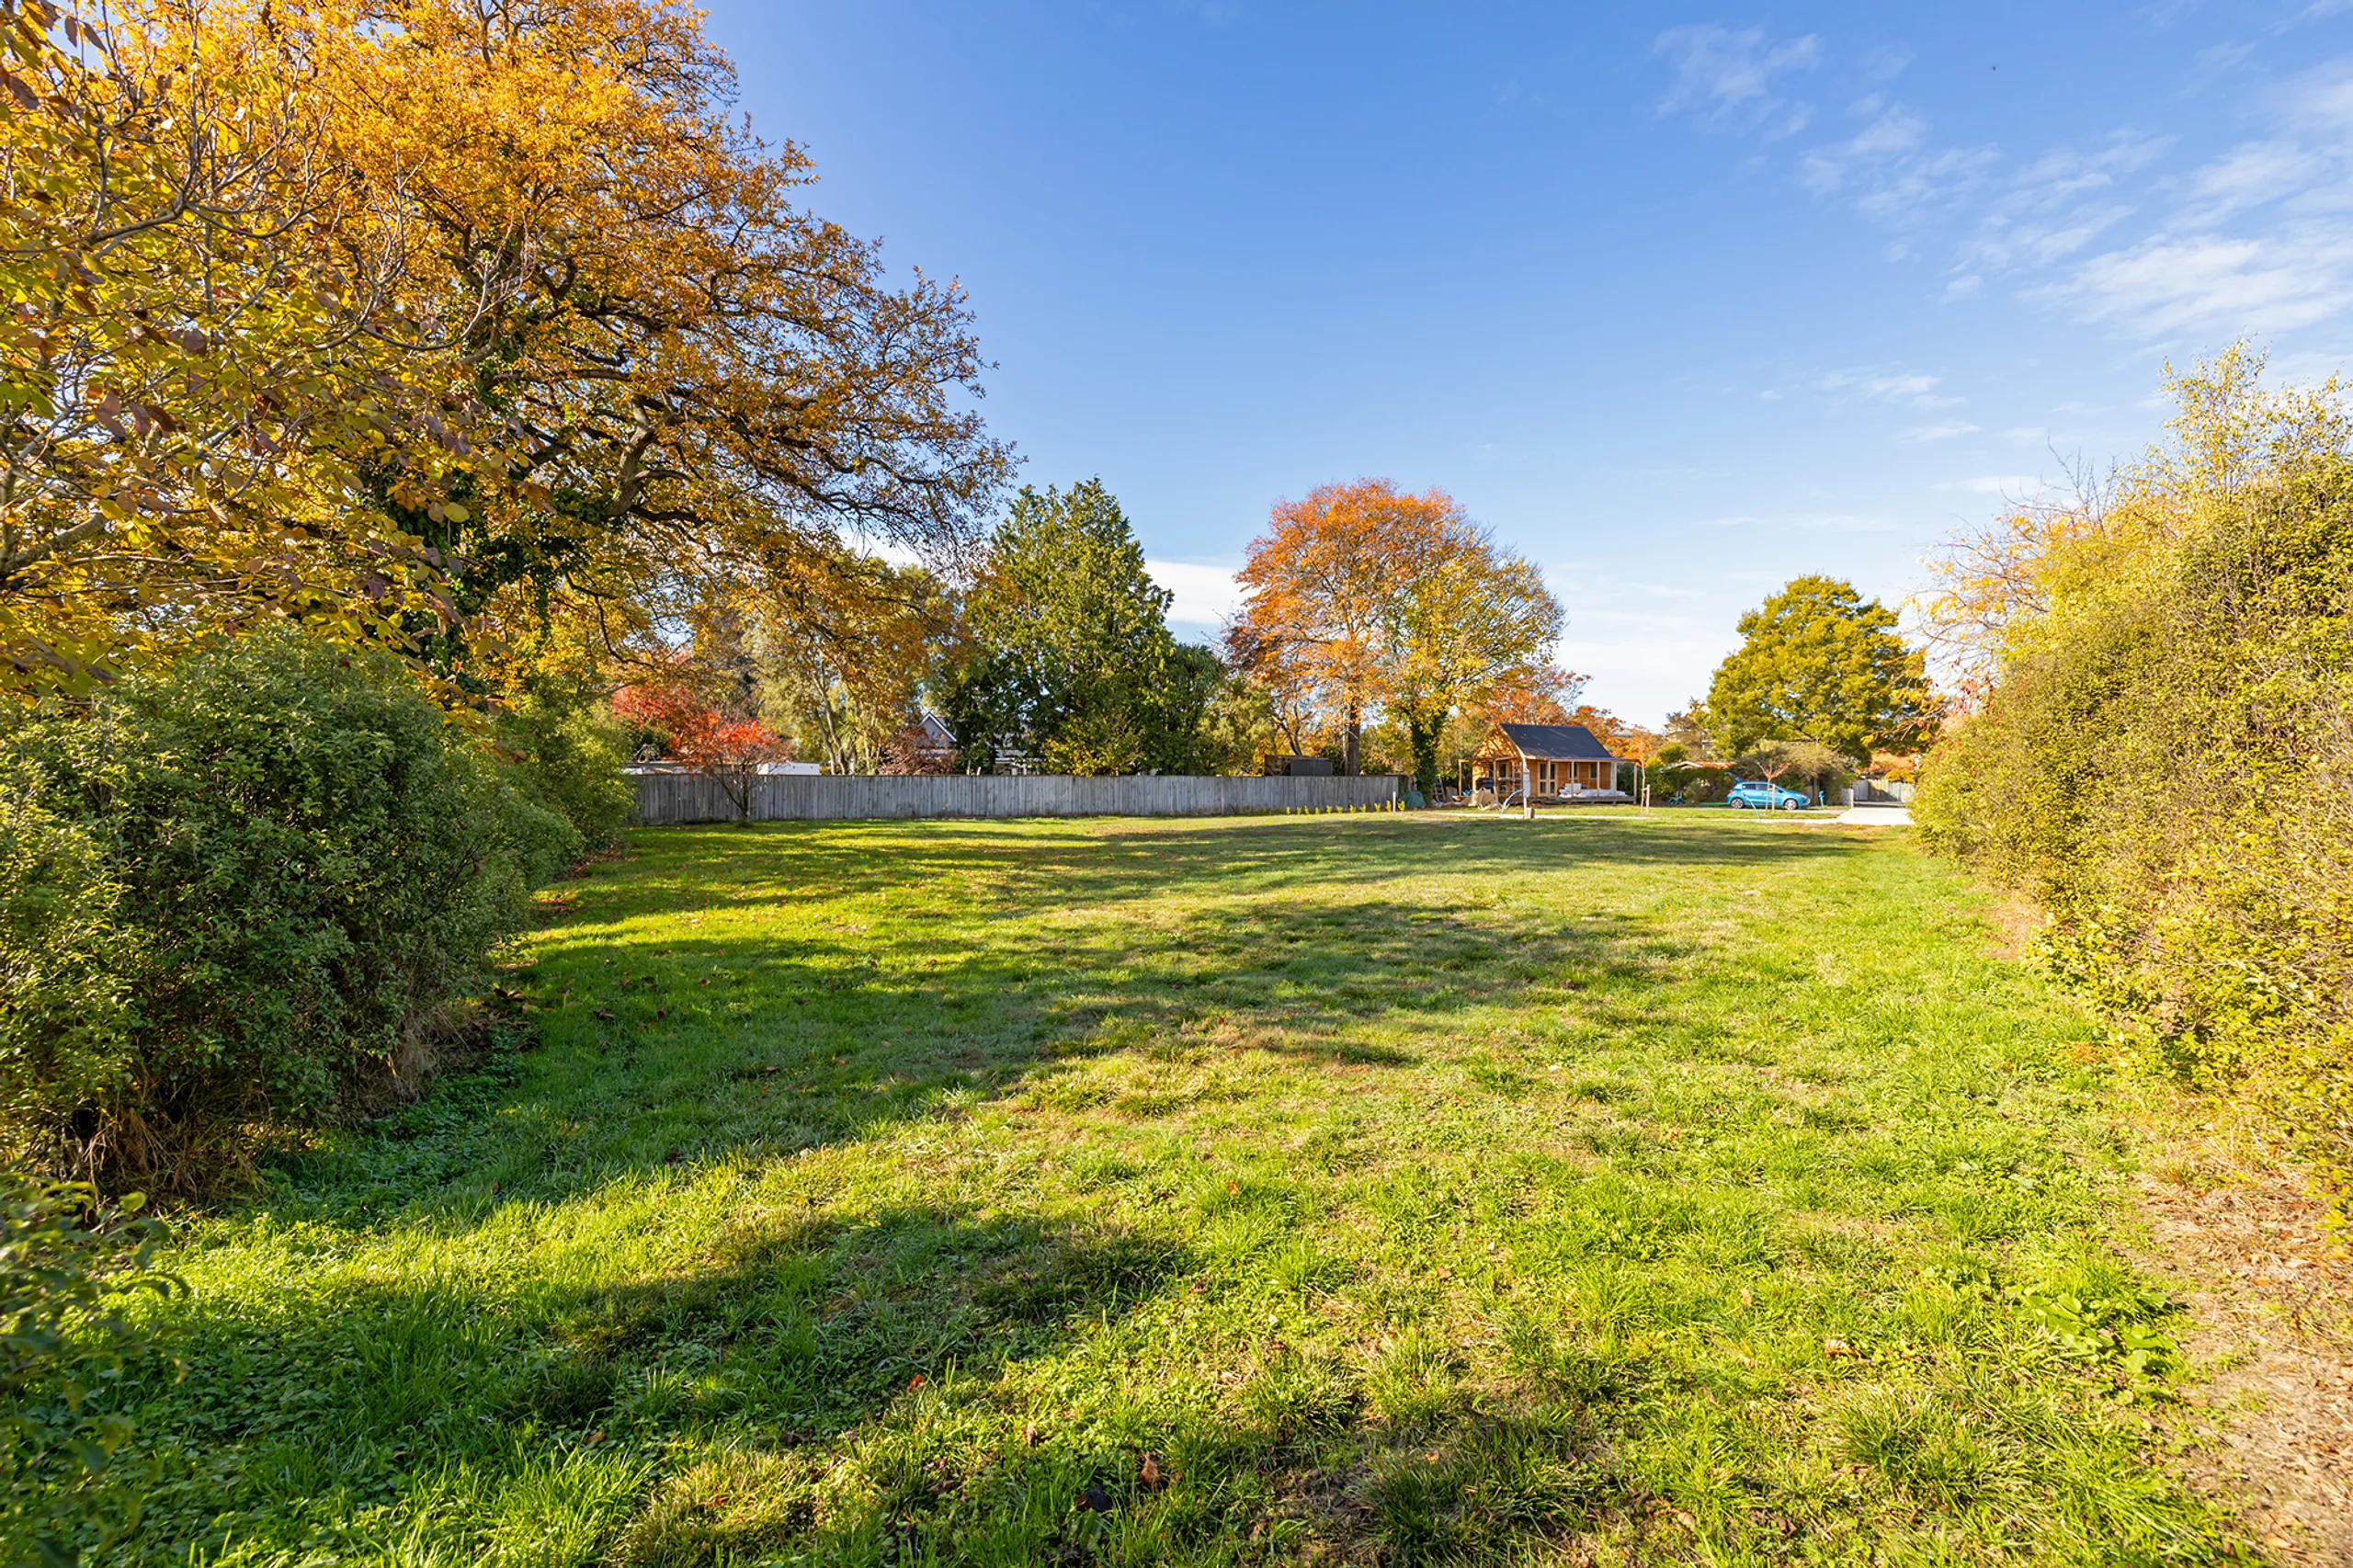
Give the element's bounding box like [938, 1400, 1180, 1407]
[0, 0, 1010, 692]
[1704, 575, 1932, 763]
[750, 549, 947, 776]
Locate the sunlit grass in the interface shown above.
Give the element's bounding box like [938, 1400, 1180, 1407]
[90, 812, 2241, 1564]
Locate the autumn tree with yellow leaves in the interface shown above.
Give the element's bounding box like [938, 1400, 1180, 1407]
[0, 0, 1009, 692]
[0, 0, 449, 683]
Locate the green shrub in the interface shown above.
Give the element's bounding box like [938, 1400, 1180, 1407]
[0, 765, 133, 1143]
[1654, 762, 1731, 804]
[0, 631, 574, 1187]
[1917, 347, 2353, 1189]
[494, 681, 637, 851]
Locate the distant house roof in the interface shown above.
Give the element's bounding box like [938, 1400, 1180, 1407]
[1495, 722, 1621, 762]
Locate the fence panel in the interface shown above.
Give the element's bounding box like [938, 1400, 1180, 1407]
[628, 771, 1404, 824]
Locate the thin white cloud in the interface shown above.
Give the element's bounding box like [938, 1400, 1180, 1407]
[1938, 474, 2046, 495]
[2042, 225, 2353, 335]
[1812, 366, 1963, 408]
[2265, 347, 2353, 383]
[2001, 59, 2353, 338]
[2181, 140, 2331, 224]
[1799, 102, 1997, 222]
[1962, 132, 2168, 272]
[1894, 419, 1981, 443]
[1654, 24, 1821, 139]
[1147, 559, 1244, 629]
[1658, 32, 2353, 344]
[1859, 43, 1911, 84]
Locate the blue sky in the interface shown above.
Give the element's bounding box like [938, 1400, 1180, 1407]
[708, 1, 2353, 724]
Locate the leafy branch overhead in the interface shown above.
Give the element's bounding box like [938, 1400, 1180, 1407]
[0, 0, 1011, 691]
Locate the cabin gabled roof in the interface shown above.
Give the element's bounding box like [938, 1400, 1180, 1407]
[1495, 722, 1620, 762]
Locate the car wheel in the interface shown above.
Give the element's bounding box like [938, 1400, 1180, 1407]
[1781, 800, 1800, 812]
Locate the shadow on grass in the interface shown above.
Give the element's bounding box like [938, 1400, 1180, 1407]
[120, 819, 1873, 1562]
[610, 814, 1867, 922]
[250, 815, 1867, 1228]
[120, 1204, 1199, 1557]
[94, 819, 2245, 1566]
[131, 1183, 1661, 1566]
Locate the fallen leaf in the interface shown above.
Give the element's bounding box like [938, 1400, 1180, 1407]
[595, 1007, 615, 1021]
[908, 1374, 925, 1388]
[1024, 1421, 1040, 1446]
[1823, 1338, 1854, 1358]
[1140, 1452, 1163, 1489]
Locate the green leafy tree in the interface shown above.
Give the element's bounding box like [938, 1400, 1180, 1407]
[1705, 576, 1932, 763]
[940, 481, 1211, 774]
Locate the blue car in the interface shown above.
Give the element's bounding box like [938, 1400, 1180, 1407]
[1727, 779, 1810, 811]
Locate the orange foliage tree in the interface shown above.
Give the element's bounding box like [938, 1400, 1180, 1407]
[1227, 480, 1561, 790]
[309, 0, 1011, 660]
[613, 678, 783, 821]
[1474, 664, 1589, 726]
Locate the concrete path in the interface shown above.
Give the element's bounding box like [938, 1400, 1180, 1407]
[1836, 803, 1914, 825]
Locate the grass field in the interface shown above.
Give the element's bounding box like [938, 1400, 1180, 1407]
[94, 811, 2245, 1565]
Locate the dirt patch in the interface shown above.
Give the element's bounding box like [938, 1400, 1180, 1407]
[560, 844, 635, 880]
[2132, 1135, 2353, 1563]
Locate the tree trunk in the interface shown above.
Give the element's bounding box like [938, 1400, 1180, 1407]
[1344, 702, 1360, 777]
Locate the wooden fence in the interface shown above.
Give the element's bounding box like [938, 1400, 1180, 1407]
[630, 771, 1404, 825]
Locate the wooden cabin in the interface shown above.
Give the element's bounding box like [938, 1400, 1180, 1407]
[1463, 722, 1632, 803]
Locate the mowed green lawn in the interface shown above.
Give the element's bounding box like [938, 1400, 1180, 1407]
[117, 812, 2240, 1566]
